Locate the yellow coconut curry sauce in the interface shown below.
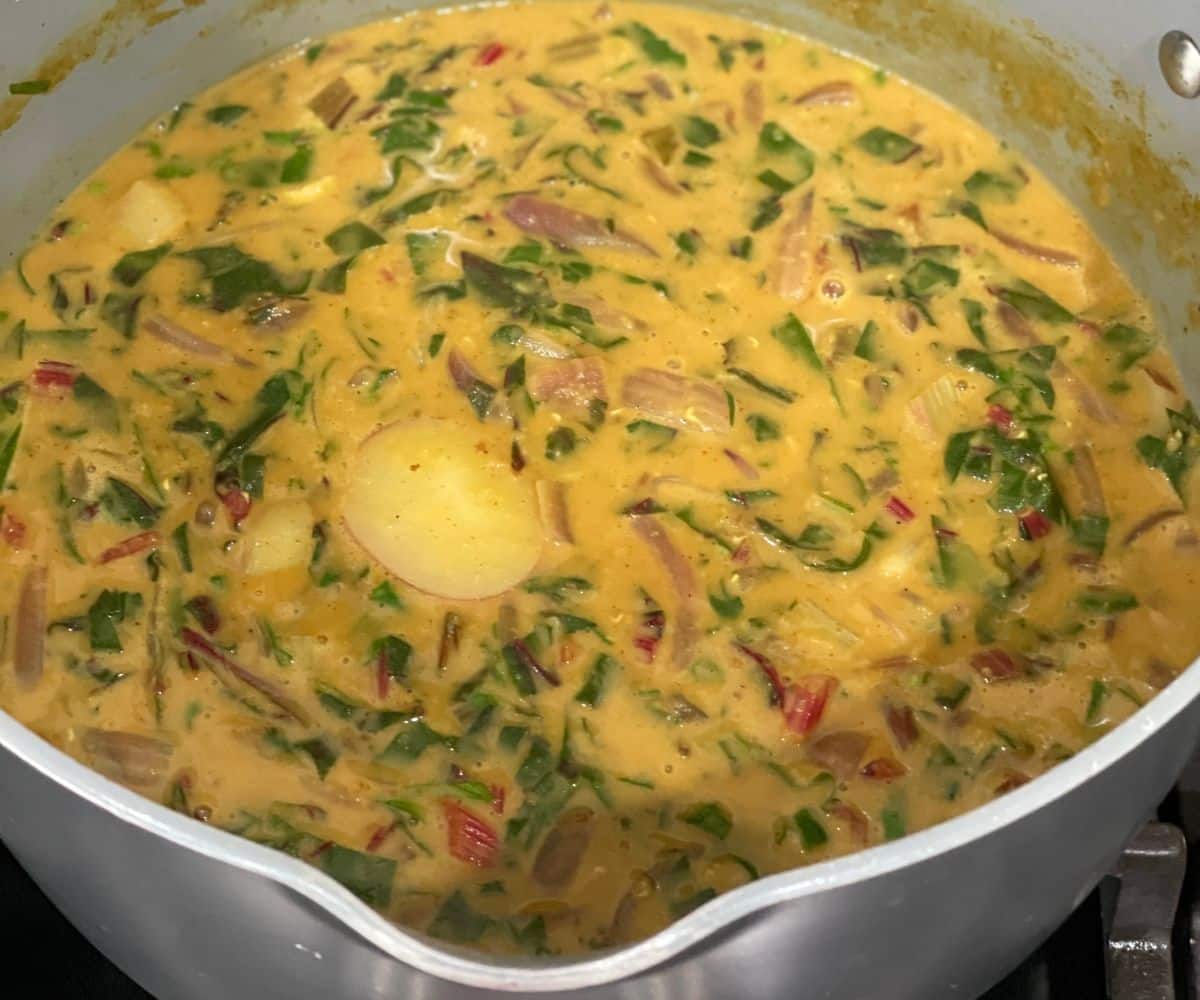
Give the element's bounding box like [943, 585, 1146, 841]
[1, 0, 1199, 956]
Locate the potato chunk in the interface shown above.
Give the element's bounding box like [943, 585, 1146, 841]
[342, 419, 542, 600]
[115, 179, 187, 248]
[243, 500, 314, 576]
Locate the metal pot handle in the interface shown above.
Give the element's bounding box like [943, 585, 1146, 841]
[1105, 822, 1187, 1000]
[1160, 31, 1200, 98]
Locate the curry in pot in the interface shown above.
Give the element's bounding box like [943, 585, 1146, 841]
[1, 0, 1198, 956]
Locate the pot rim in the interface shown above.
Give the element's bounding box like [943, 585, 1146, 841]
[3, 650, 1198, 991]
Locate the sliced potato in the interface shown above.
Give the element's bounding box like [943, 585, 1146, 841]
[115, 179, 187, 248]
[342, 419, 542, 600]
[243, 500, 314, 576]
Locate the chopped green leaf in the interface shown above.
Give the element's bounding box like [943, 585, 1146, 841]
[856, 126, 919, 163]
[112, 244, 172, 287]
[793, 808, 828, 849]
[205, 104, 250, 126]
[679, 801, 732, 839]
[682, 115, 721, 148]
[619, 22, 687, 66]
[325, 222, 385, 257]
[996, 280, 1073, 324]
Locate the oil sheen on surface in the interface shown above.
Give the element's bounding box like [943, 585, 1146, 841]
[1, 0, 1198, 956]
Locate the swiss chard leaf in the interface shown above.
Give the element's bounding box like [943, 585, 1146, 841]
[325, 222, 386, 257]
[72, 373, 119, 432]
[996, 280, 1073, 324]
[682, 115, 721, 148]
[841, 223, 908, 268]
[575, 653, 618, 707]
[205, 104, 250, 126]
[101, 477, 160, 528]
[429, 891, 492, 943]
[964, 169, 1026, 202]
[100, 292, 142, 338]
[757, 123, 814, 187]
[179, 245, 310, 312]
[216, 372, 295, 468]
[378, 718, 455, 762]
[0, 422, 21, 491]
[87, 589, 143, 652]
[461, 252, 553, 314]
[372, 115, 440, 153]
[111, 243, 172, 287]
[319, 843, 395, 907]
[903, 259, 958, 298]
[855, 126, 919, 163]
[619, 22, 687, 66]
[1076, 586, 1138, 616]
[679, 801, 732, 839]
[771, 313, 823, 373]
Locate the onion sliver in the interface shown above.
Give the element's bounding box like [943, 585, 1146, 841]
[14, 564, 48, 689]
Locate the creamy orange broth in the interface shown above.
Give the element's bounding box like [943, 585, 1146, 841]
[1, 0, 1198, 955]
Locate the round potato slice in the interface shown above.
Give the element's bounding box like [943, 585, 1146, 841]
[342, 419, 542, 600]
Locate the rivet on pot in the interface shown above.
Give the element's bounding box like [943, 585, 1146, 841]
[1159, 30, 1200, 98]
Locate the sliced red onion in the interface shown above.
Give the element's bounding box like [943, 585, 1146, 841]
[529, 357, 608, 411]
[1123, 508, 1185, 546]
[437, 611, 462, 672]
[621, 368, 731, 434]
[645, 72, 674, 99]
[143, 314, 254, 368]
[1071, 443, 1107, 516]
[639, 155, 682, 197]
[82, 729, 173, 789]
[246, 295, 312, 331]
[536, 479, 575, 545]
[990, 227, 1080, 267]
[824, 800, 869, 844]
[14, 564, 48, 689]
[777, 189, 815, 301]
[631, 517, 699, 668]
[971, 648, 1022, 682]
[533, 807, 594, 888]
[807, 730, 868, 779]
[515, 330, 575, 360]
[743, 80, 764, 127]
[794, 80, 857, 106]
[883, 701, 919, 749]
[503, 194, 657, 255]
[860, 756, 908, 781]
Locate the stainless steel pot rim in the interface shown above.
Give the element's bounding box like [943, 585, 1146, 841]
[3, 650, 1197, 993]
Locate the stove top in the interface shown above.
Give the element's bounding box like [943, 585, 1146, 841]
[5, 763, 1200, 1000]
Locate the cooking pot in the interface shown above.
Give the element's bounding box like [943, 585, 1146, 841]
[2, 2, 1199, 997]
